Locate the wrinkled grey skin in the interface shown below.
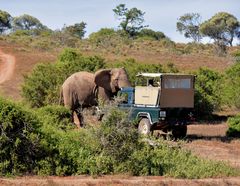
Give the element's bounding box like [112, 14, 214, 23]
[60, 68, 131, 127]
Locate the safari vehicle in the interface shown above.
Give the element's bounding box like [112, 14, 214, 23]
[118, 73, 195, 139]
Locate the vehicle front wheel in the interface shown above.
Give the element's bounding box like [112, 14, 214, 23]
[138, 118, 151, 135]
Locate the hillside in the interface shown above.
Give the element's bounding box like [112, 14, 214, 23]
[0, 38, 237, 100]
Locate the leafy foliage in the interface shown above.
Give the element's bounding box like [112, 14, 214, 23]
[12, 14, 46, 31]
[0, 99, 238, 177]
[177, 13, 202, 42]
[200, 12, 240, 54]
[63, 22, 87, 39]
[194, 68, 223, 117]
[222, 63, 240, 109]
[227, 114, 240, 137]
[0, 10, 12, 34]
[113, 4, 147, 37]
[138, 28, 166, 40]
[0, 98, 42, 175]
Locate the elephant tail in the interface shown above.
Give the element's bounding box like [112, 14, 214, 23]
[59, 87, 64, 105]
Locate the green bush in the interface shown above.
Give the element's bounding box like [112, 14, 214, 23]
[194, 68, 223, 117]
[21, 63, 61, 107]
[0, 97, 42, 175]
[0, 100, 238, 177]
[21, 49, 106, 107]
[37, 105, 73, 130]
[127, 140, 237, 178]
[222, 63, 240, 109]
[89, 28, 128, 50]
[137, 29, 166, 40]
[34, 105, 91, 176]
[227, 115, 240, 137]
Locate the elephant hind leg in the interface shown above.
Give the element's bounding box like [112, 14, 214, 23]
[73, 107, 85, 128]
[73, 111, 81, 128]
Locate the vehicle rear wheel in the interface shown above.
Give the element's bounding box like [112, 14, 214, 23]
[138, 118, 151, 135]
[172, 125, 187, 139]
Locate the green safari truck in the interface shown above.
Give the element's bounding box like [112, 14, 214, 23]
[118, 73, 195, 139]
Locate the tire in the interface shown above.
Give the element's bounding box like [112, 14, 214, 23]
[172, 125, 187, 139]
[138, 118, 151, 135]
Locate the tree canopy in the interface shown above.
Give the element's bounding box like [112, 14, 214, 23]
[63, 22, 87, 39]
[113, 4, 146, 37]
[0, 10, 12, 34]
[200, 12, 240, 47]
[176, 13, 202, 42]
[12, 14, 45, 31]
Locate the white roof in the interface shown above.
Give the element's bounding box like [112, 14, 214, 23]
[136, 73, 163, 78]
[136, 72, 193, 78]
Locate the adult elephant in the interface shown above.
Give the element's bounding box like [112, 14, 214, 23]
[59, 68, 131, 128]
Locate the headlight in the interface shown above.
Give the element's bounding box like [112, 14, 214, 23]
[160, 111, 166, 117]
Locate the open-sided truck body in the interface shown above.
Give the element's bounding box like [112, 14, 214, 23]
[118, 73, 195, 138]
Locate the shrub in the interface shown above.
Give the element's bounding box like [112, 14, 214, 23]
[0, 97, 42, 175]
[89, 28, 124, 48]
[0, 99, 238, 178]
[37, 105, 73, 130]
[58, 48, 81, 63]
[137, 29, 166, 40]
[96, 108, 140, 164]
[226, 115, 240, 137]
[231, 49, 240, 62]
[222, 63, 240, 109]
[34, 106, 98, 176]
[21, 63, 61, 107]
[127, 139, 237, 178]
[194, 68, 223, 117]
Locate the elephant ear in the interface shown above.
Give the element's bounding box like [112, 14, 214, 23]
[94, 69, 112, 90]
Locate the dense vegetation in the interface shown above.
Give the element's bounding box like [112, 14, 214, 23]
[0, 98, 239, 177]
[227, 114, 240, 137]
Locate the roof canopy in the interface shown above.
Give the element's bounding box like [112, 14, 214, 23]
[136, 72, 194, 78]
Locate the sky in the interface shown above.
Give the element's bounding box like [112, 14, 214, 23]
[1, 0, 240, 43]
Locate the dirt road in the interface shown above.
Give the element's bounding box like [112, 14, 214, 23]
[0, 49, 15, 84]
[1, 176, 240, 186]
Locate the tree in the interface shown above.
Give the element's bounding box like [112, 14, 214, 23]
[0, 10, 12, 34]
[138, 28, 166, 40]
[113, 4, 147, 37]
[200, 12, 240, 47]
[176, 13, 202, 42]
[12, 14, 45, 31]
[64, 22, 87, 39]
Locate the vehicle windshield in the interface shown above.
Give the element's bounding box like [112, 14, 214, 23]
[135, 76, 160, 87]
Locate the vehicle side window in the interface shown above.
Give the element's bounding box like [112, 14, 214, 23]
[164, 78, 191, 89]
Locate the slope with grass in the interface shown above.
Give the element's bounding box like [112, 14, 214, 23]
[0, 39, 237, 100]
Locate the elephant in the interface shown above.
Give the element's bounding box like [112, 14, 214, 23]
[59, 68, 131, 128]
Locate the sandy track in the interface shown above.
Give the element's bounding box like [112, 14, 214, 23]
[1, 176, 240, 186]
[0, 49, 15, 84]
